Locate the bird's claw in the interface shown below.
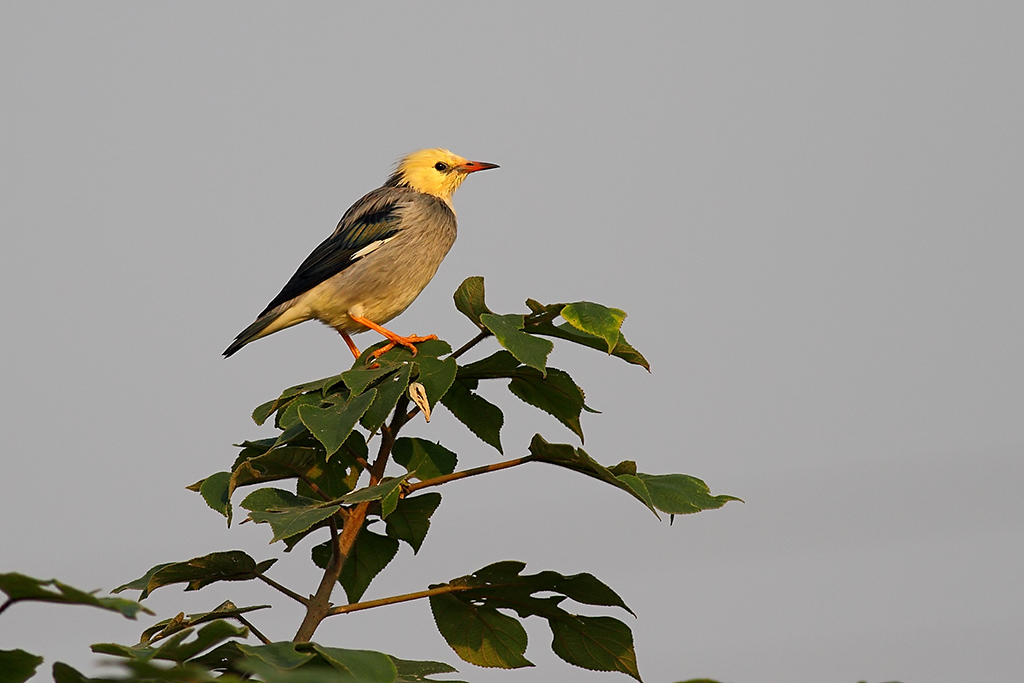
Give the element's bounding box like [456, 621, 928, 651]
[368, 334, 438, 361]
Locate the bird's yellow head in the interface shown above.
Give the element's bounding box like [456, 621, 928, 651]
[386, 148, 498, 205]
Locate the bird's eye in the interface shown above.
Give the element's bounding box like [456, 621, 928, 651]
[434, 162, 449, 172]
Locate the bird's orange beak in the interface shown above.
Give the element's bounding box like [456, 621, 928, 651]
[456, 160, 499, 174]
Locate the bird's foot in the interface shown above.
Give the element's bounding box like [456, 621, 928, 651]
[369, 333, 438, 361]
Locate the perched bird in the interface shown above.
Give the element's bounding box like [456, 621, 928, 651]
[224, 148, 498, 360]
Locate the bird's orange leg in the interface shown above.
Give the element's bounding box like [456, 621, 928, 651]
[348, 313, 437, 360]
[338, 330, 362, 361]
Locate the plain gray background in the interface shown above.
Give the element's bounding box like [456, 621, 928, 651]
[2, 3, 1022, 682]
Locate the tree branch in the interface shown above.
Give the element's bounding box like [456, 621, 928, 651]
[256, 574, 309, 606]
[326, 583, 474, 617]
[449, 330, 491, 361]
[405, 455, 536, 495]
[234, 614, 271, 645]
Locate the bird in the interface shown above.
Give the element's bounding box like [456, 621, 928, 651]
[224, 148, 498, 361]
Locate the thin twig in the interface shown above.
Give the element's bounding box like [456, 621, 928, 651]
[326, 583, 474, 617]
[405, 455, 535, 494]
[449, 330, 491, 361]
[234, 614, 271, 644]
[256, 574, 309, 606]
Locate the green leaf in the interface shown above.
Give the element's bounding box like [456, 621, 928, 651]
[230, 446, 328, 498]
[312, 527, 399, 604]
[439, 379, 504, 453]
[140, 600, 271, 644]
[429, 592, 532, 669]
[455, 350, 521, 380]
[548, 614, 641, 681]
[635, 473, 742, 514]
[527, 435, 659, 516]
[235, 641, 316, 670]
[413, 356, 458, 410]
[384, 493, 442, 553]
[0, 573, 151, 618]
[530, 320, 650, 371]
[361, 364, 413, 432]
[560, 302, 627, 353]
[338, 476, 407, 507]
[453, 276, 493, 328]
[507, 367, 586, 441]
[197, 471, 232, 524]
[310, 644, 397, 682]
[389, 656, 463, 683]
[112, 552, 277, 599]
[479, 313, 553, 375]
[242, 489, 340, 543]
[299, 390, 376, 458]
[392, 438, 458, 481]
[278, 392, 330, 430]
[92, 620, 249, 664]
[0, 649, 44, 683]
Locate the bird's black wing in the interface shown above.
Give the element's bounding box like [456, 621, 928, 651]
[257, 187, 412, 316]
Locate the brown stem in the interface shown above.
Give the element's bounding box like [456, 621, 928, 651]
[405, 455, 535, 495]
[292, 397, 410, 642]
[256, 574, 309, 606]
[326, 583, 474, 617]
[235, 614, 271, 644]
[449, 330, 491, 361]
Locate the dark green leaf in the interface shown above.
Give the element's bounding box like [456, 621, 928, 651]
[390, 656, 464, 683]
[527, 435, 659, 516]
[312, 527, 399, 604]
[278, 393, 329, 430]
[635, 473, 742, 514]
[384, 493, 442, 553]
[230, 447, 326, 498]
[296, 433, 366, 501]
[0, 573, 151, 618]
[0, 649, 44, 683]
[197, 472, 232, 524]
[429, 592, 532, 669]
[242, 489, 340, 543]
[479, 313, 553, 375]
[413, 356, 458, 410]
[361, 364, 413, 432]
[453, 276, 493, 328]
[507, 367, 586, 441]
[92, 620, 248, 665]
[455, 350, 521, 380]
[560, 302, 626, 353]
[439, 379, 504, 453]
[113, 552, 277, 599]
[530, 321, 649, 371]
[235, 641, 315, 670]
[310, 644, 397, 682]
[548, 614, 641, 681]
[338, 477, 407, 507]
[51, 662, 98, 683]
[299, 390, 376, 458]
[140, 601, 271, 644]
[392, 438, 457, 481]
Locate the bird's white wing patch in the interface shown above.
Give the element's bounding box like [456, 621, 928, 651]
[351, 235, 399, 260]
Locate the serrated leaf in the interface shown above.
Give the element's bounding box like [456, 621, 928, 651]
[361, 364, 413, 432]
[0, 649, 44, 683]
[312, 527, 399, 604]
[507, 367, 586, 442]
[112, 552, 277, 599]
[229, 447, 326, 498]
[527, 435, 659, 516]
[634, 473, 742, 514]
[92, 620, 248, 665]
[413, 356, 458, 410]
[439, 379, 504, 453]
[560, 302, 626, 353]
[384, 493, 442, 553]
[480, 313, 553, 375]
[530, 321, 649, 371]
[278, 393, 328, 430]
[453, 276, 493, 328]
[242, 489, 340, 544]
[392, 438, 457, 481]
[0, 573, 152, 618]
[311, 644, 397, 682]
[430, 592, 532, 669]
[455, 350, 522, 379]
[548, 614, 641, 681]
[235, 641, 316, 670]
[338, 476, 407, 506]
[390, 656, 464, 683]
[299, 390, 376, 458]
[197, 472, 232, 524]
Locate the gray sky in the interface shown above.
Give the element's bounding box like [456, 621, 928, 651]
[2, 3, 1022, 682]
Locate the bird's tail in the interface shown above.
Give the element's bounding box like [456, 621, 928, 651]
[223, 313, 281, 357]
